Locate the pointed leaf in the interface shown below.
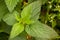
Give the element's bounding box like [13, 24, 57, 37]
[10, 23, 24, 39]
[25, 21, 58, 39]
[21, 3, 32, 20]
[21, 1, 41, 22]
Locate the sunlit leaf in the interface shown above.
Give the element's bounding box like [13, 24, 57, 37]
[10, 23, 24, 39]
[21, 1, 41, 22]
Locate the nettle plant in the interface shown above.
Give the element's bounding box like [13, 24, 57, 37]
[0, 0, 59, 40]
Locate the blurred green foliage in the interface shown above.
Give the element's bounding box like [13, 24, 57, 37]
[0, 0, 60, 40]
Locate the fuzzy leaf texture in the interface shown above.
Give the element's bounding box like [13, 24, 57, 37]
[5, 0, 19, 12]
[25, 21, 58, 39]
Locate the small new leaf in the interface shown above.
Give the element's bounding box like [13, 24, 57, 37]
[10, 23, 24, 39]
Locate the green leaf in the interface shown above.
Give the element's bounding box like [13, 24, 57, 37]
[52, 20, 56, 28]
[14, 12, 21, 21]
[0, 21, 11, 34]
[0, 0, 8, 21]
[57, 13, 60, 19]
[5, 0, 19, 12]
[25, 20, 34, 25]
[35, 37, 49, 40]
[9, 31, 27, 40]
[21, 1, 41, 21]
[28, 0, 47, 5]
[3, 11, 18, 25]
[25, 21, 58, 39]
[10, 23, 24, 39]
[21, 3, 32, 20]
[4, 26, 12, 34]
[28, 0, 37, 3]
[31, 1, 41, 21]
[41, 0, 48, 5]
